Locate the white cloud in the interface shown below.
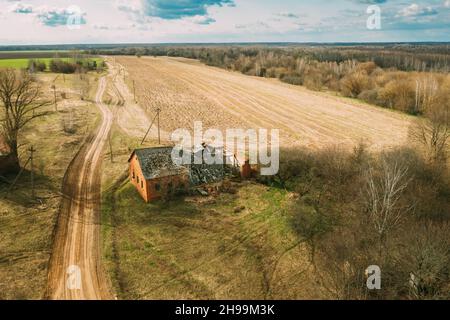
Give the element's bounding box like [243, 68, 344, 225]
[397, 4, 438, 18]
[36, 6, 87, 27]
[9, 3, 33, 14]
[0, 0, 449, 45]
[115, 0, 143, 15]
[188, 15, 216, 25]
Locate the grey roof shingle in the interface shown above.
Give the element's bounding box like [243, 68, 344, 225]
[132, 146, 238, 185]
[133, 147, 188, 180]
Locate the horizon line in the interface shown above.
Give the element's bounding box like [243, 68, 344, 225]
[1, 41, 449, 49]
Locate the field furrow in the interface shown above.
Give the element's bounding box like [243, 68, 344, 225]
[115, 56, 412, 150]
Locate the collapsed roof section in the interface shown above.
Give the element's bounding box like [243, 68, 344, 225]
[130, 145, 239, 186]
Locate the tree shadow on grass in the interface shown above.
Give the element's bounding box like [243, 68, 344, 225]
[0, 169, 59, 207]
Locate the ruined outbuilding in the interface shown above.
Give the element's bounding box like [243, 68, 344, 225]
[128, 144, 239, 202]
[128, 147, 190, 202]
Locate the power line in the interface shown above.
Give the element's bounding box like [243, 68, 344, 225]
[140, 107, 161, 146]
[29, 146, 35, 199]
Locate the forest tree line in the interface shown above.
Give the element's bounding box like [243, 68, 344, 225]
[89, 45, 450, 116]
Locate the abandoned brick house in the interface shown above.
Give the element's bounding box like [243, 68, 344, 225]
[128, 147, 190, 202]
[128, 145, 239, 202]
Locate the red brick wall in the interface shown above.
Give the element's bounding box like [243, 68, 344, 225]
[145, 175, 189, 202]
[129, 154, 189, 202]
[129, 154, 149, 202]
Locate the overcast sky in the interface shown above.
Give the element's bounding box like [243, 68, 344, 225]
[0, 0, 449, 44]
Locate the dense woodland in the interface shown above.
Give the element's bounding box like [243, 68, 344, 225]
[90, 45, 450, 116]
[258, 143, 450, 300]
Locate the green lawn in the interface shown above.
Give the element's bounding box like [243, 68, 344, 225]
[0, 57, 103, 70]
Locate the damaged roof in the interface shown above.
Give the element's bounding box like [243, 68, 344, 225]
[130, 145, 238, 185]
[189, 163, 234, 186]
[131, 147, 188, 180]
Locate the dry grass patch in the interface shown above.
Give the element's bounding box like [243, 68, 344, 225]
[0, 73, 100, 299]
[102, 177, 326, 300]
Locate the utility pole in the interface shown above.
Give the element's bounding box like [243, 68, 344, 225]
[140, 108, 161, 146]
[52, 85, 57, 111]
[109, 134, 114, 163]
[133, 80, 136, 102]
[8, 157, 31, 192]
[29, 146, 35, 199]
[157, 107, 161, 145]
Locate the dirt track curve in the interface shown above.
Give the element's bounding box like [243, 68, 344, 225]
[45, 76, 114, 300]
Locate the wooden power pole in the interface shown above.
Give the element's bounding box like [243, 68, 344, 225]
[53, 85, 57, 111]
[157, 107, 161, 145]
[140, 107, 162, 146]
[133, 80, 136, 102]
[29, 146, 35, 199]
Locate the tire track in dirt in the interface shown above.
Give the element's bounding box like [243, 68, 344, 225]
[45, 76, 114, 300]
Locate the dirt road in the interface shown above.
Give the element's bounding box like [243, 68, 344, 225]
[106, 60, 170, 142]
[46, 76, 114, 300]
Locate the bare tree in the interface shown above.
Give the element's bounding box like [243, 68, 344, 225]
[0, 68, 52, 168]
[364, 158, 412, 254]
[410, 75, 449, 164]
[411, 102, 449, 164]
[74, 74, 91, 101]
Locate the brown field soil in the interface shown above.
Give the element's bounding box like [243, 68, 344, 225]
[114, 56, 412, 150]
[105, 60, 170, 143]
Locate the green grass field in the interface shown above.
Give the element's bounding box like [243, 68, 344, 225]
[0, 50, 70, 60]
[0, 57, 103, 70]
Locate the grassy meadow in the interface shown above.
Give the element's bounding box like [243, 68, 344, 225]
[100, 122, 325, 300]
[0, 72, 102, 299]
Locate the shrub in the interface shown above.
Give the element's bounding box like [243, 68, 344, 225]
[27, 59, 46, 72]
[358, 89, 380, 105]
[49, 59, 77, 74]
[264, 145, 449, 299]
[379, 78, 416, 113]
[340, 71, 371, 97]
